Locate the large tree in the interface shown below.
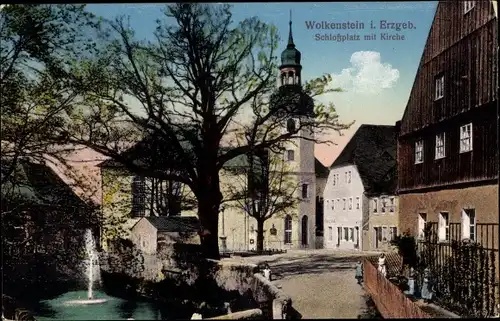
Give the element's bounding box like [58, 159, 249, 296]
[0, 4, 102, 181]
[0, 5, 106, 298]
[60, 3, 352, 259]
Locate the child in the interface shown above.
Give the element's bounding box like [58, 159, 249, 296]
[378, 253, 387, 277]
[355, 260, 363, 284]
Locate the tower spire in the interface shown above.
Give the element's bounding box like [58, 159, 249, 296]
[288, 9, 295, 47]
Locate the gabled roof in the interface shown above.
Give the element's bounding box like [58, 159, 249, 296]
[330, 124, 397, 194]
[315, 158, 329, 178]
[139, 216, 200, 233]
[1, 158, 91, 210]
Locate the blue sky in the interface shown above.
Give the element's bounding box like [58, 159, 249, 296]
[87, 2, 437, 165]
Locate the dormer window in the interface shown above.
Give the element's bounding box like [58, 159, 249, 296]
[464, 1, 475, 14]
[435, 74, 444, 100]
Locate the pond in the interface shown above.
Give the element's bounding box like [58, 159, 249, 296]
[34, 290, 163, 320]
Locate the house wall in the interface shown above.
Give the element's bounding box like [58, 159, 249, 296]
[323, 164, 364, 250]
[218, 168, 303, 251]
[365, 195, 399, 251]
[399, 184, 499, 250]
[130, 218, 158, 255]
[101, 166, 198, 252]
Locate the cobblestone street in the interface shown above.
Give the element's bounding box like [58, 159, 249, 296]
[223, 249, 382, 318]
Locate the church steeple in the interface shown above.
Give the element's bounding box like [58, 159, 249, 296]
[279, 10, 302, 86]
[287, 10, 295, 47]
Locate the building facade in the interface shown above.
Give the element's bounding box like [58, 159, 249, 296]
[397, 1, 498, 251]
[323, 125, 398, 251]
[217, 17, 319, 251]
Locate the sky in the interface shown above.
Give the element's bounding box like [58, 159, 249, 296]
[86, 2, 438, 166]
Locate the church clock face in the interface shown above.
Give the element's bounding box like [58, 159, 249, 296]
[287, 118, 296, 133]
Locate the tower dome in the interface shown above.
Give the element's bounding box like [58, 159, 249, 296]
[280, 17, 301, 68]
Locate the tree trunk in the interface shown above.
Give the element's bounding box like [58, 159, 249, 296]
[256, 219, 265, 253]
[197, 184, 222, 260]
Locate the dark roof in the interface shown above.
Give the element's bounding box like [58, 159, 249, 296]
[330, 124, 397, 195]
[315, 158, 329, 178]
[280, 20, 301, 68]
[142, 216, 200, 233]
[1, 158, 90, 210]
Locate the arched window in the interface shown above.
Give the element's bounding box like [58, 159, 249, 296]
[131, 175, 146, 217]
[284, 215, 292, 244]
[301, 216, 308, 246]
[288, 71, 294, 85]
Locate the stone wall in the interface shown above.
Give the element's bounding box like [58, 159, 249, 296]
[212, 260, 296, 319]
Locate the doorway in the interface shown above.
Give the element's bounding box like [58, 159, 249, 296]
[301, 216, 308, 246]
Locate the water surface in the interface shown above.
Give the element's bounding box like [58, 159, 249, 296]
[35, 290, 162, 320]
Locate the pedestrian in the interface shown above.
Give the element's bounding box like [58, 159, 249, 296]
[421, 268, 434, 303]
[377, 253, 387, 277]
[262, 263, 272, 281]
[355, 260, 363, 285]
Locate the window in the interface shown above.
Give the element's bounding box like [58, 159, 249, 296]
[382, 227, 388, 241]
[345, 172, 348, 183]
[332, 199, 335, 211]
[344, 227, 349, 241]
[439, 212, 450, 241]
[435, 133, 446, 159]
[389, 197, 395, 212]
[348, 171, 351, 183]
[464, 1, 475, 13]
[349, 197, 353, 210]
[284, 215, 292, 244]
[356, 197, 360, 209]
[349, 228, 354, 241]
[381, 198, 387, 213]
[460, 123, 473, 153]
[336, 174, 340, 184]
[131, 175, 146, 217]
[418, 213, 427, 238]
[390, 227, 398, 241]
[415, 140, 424, 164]
[462, 209, 476, 241]
[337, 227, 342, 245]
[286, 118, 296, 133]
[343, 198, 346, 210]
[286, 150, 295, 161]
[373, 199, 378, 213]
[435, 74, 444, 100]
[328, 226, 333, 241]
[333, 174, 336, 186]
[301, 184, 309, 198]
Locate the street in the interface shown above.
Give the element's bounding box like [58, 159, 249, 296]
[224, 249, 381, 318]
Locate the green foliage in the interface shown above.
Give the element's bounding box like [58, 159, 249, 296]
[414, 225, 498, 318]
[390, 231, 418, 271]
[105, 237, 145, 276]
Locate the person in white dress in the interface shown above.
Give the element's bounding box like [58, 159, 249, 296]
[377, 253, 387, 277]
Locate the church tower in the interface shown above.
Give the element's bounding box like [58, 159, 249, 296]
[271, 12, 316, 249]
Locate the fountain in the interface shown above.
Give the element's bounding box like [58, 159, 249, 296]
[64, 229, 107, 305]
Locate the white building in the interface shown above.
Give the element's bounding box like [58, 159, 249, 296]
[323, 124, 398, 251]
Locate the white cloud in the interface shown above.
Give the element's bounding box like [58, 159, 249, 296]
[330, 51, 400, 94]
